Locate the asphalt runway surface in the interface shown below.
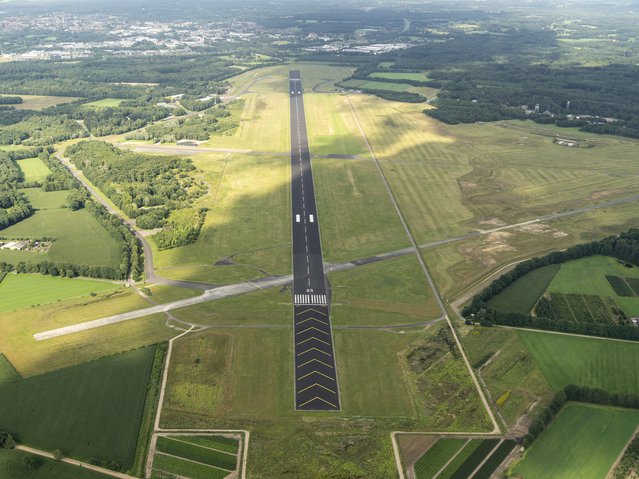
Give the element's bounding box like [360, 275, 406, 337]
[289, 70, 340, 411]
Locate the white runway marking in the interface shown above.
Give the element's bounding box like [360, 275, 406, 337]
[294, 294, 328, 305]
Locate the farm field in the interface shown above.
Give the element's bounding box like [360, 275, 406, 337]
[82, 98, 123, 108]
[461, 326, 554, 425]
[0, 289, 172, 376]
[0, 346, 157, 469]
[412, 437, 467, 478]
[487, 264, 559, 316]
[340, 78, 411, 92]
[512, 403, 639, 479]
[152, 152, 291, 280]
[369, 71, 430, 81]
[0, 273, 118, 313]
[6, 94, 80, 110]
[0, 189, 121, 267]
[313, 157, 409, 262]
[519, 329, 639, 394]
[0, 449, 112, 479]
[151, 435, 239, 479]
[329, 255, 440, 327]
[15, 157, 51, 182]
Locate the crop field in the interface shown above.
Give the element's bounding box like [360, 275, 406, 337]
[519, 329, 639, 394]
[152, 153, 291, 281]
[461, 326, 554, 426]
[0, 273, 118, 313]
[15, 157, 51, 182]
[312, 157, 409, 262]
[0, 190, 121, 267]
[82, 98, 124, 108]
[369, 71, 430, 81]
[151, 435, 239, 479]
[512, 403, 639, 479]
[0, 448, 112, 479]
[487, 264, 560, 315]
[0, 289, 172, 376]
[413, 438, 467, 478]
[8, 94, 80, 110]
[329, 255, 440, 327]
[0, 346, 157, 469]
[303, 93, 369, 156]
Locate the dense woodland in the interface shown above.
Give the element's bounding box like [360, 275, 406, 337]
[463, 229, 639, 340]
[0, 148, 45, 229]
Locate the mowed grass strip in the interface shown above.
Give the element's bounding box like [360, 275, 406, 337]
[0, 273, 118, 313]
[436, 439, 482, 479]
[549, 256, 639, 297]
[512, 404, 639, 479]
[0, 346, 157, 468]
[152, 453, 229, 479]
[519, 329, 639, 394]
[369, 71, 430, 81]
[413, 438, 467, 479]
[176, 435, 239, 454]
[156, 436, 236, 470]
[16, 157, 51, 182]
[487, 264, 560, 316]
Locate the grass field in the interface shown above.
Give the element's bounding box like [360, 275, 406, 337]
[0, 354, 19, 385]
[6, 94, 80, 110]
[413, 438, 467, 479]
[0, 289, 173, 376]
[82, 98, 124, 108]
[461, 326, 554, 426]
[313, 157, 409, 262]
[15, 157, 51, 182]
[329, 255, 440, 326]
[0, 449, 112, 479]
[512, 403, 639, 479]
[519, 329, 639, 394]
[487, 264, 560, 315]
[152, 152, 290, 280]
[341, 79, 411, 92]
[0, 346, 157, 469]
[369, 71, 430, 82]
[0, 190, 121, 267]
[0, 273, 118, 312]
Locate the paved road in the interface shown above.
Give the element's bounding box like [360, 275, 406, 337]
[289, 71, 340, 411]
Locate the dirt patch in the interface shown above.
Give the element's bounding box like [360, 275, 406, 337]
[517, 223, 568, 238]
[398, 434, 439, 469]
[460, 231, 516, 267]
[480, 218, 507, 227]
[459, 181, 477, 189]
[590, 189, 620, 200]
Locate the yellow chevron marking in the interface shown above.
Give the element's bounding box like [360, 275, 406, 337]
[298, 396, 338, 408]
[297, 347, 332, 358]
[297, 358, 333, 369]
[297, 326, 329, 336]
[297, 308, 327, 317]
[296, 336, 331, 347]
[296, 316, 329, 326]
[298, 382, 336, 394]
[298, 370, 335, 381]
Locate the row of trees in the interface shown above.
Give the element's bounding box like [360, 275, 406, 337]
[0, 96, 22, 105]
[463, 229, 639, 339]
[0, 148, 45, 230]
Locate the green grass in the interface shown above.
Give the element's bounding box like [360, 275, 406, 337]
[519, 329, 639, 394]
[176, 436, 239, 454]
[0, 449, 111, 479]
[0, 190, 121, 267]
[487, 264, 560, 315]
[512, 403, 639, 479]
[313, 157, 409, 263]
[437, 439, 482, 479]
[8, 94, 80, 110]
[82, 98, 123, 108]
[0, 346, 157, 469]
[0, 273, 118, 313]
[369, 71, 430, 81]
[413, 438, 467, 479]
[15, 157, 51, 182]
[152, 453, 229, 479]
[329, 255, 440, 327]
[341, 79, 411, 92]
[156, 436, 236, 470]
[0, 354, 19, 385]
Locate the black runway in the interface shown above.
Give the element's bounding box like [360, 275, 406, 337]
[289, 71, 341, 411]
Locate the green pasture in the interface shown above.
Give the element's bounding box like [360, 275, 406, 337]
[519, 329, 639, 394]
[0, 449, 111, 479]
[15, 157, 51, 182]
[512, 403, 639, 479]
[82, 98, 124, 108]
[369, 71, 430, 81]
[487, 264, 559, 316]
[0, 273, 118, 313]
[0, 346, 157, 469]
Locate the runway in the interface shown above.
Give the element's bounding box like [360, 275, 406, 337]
[289, 71, 340, 411]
